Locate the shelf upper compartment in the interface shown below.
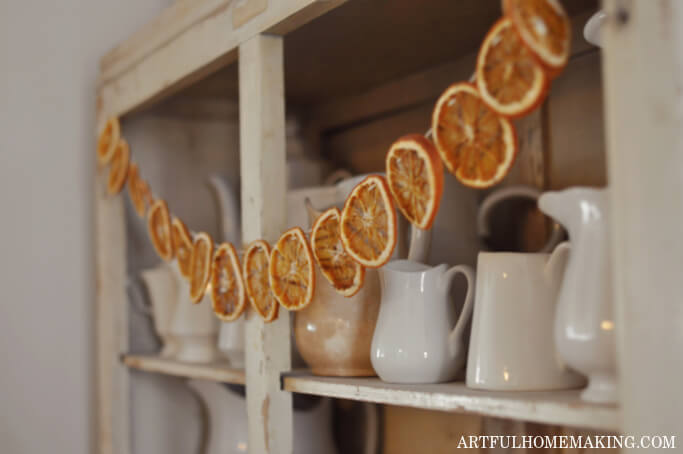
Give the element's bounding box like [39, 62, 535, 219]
[98, 0, 597, 121]
[123, 354, 245, 384]
[283, 372, 619, 432]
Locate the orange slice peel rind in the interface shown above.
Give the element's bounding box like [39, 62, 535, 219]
[243, 240, 279, 322]
[210, 242, 247, 322]
[340, 175, 397, 268]
[97, 117, 121, 166]
[147, 199, 174, 261]
[503, 0, 571, 73]
[476, 17, 548, 119]
[311, 207, 365, 297]
[386, 134, 444, 230]
[268, 227, 316, 311]
[189, 232, 214, 304]
[107, 138, 130, 195]
[432, 82, 517, 189]
[171, 218, 193, 280]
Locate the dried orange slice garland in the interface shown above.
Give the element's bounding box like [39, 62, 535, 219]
[311, 208, 365, 297]
[269, 227, 315, 311]
[432, 83, 517, 188]
[97, 117, 120, 166]
[127, 163, 154, 217]
[503, 0, 571, 73]
[189, 232, 214, 303]
[340, 175, 397, 268]
[210, 243, 247, 321]
[243, 240, 279, 322]
[147, 199, 174, 261]
[386, 134, 444, 230]
[171, 217, 193, 279]
[107, 139, 130, 195]
[476, 17, 548, 118]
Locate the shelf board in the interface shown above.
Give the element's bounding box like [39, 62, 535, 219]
[282, 372, 619, 432]
[122, 354, 245, 384]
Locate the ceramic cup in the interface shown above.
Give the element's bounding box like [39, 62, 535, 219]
[466, 247, 586, 391]
[132, 264, 180, 357]
[169, 264, 220, 363]
[371, 259, 475, 384]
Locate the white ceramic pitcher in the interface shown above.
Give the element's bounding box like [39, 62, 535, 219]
[370, 260, 475, 384]
[467, 247, 585, 391]
[207, 174, 245, 367]
[187, 380, 338, 454]
[538, 187, 617, 403]
[133, 264, 180, 357]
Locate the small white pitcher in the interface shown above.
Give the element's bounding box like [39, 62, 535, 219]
[371, 260, 475, 384]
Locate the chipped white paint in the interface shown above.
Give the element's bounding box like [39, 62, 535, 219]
[602, 0, 683, 445]
[283, 373, 619, 432]
[239, 34, 292, 454]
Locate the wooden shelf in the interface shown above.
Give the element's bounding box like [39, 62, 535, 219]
[122, 354, 245, 384]
[283, 372, 619, 432]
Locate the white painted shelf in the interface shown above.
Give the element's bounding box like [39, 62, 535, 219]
[122, 354, 245, 384]
[283, 372, 619, 432]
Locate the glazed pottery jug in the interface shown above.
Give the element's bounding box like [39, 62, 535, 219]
[169, 263, 220, 363]
[371, 259, 475, 383]
[207, 174, 245, 367]
[467, 246, 585, 390]
[539, 187, 617, 403]
[187, 380, 338, 454]
[131, 264, 180, 357]
[294, 197, 382, 376]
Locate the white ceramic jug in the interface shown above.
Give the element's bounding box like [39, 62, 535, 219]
[370, 260, 474, 383]
[467, 247, 585, 391]
[538, 187, 617, 403]
[133, 264, 180, 357]
[207, 174, 245, 367]
[187, 380, 338, 454]
[169, 263, 220, 363]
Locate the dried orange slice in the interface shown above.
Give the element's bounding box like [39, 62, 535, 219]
[386, 134, 444, 230]
[97, 117, 120, 166]
[107, 139, 130, 195]
[340, 175, 397, 268]
[432, 82, 517, 188]
[147, 199, 174, 261]
[268, 227, 315, 311]
[127, 163, 154, 217]
[210, 243, 246, 321]
[171, 218, 193, 279]
[189, 232, 214, 304]
[476, 17, 548, 118]
[311, 208, 365, 297]
[243, 240, 279, 322]
[503, 0, 571, 72]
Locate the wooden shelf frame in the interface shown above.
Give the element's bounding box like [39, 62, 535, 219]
[122, 354, 246, 384]
[283, 373, 619, 432]
[95, 0, 683, 453]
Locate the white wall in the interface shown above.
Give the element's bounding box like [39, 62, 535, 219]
[0, 1, 170, 452]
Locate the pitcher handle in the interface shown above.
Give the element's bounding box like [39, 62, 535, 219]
[442, 265, 475, 356]
[477, 185, 564, 253]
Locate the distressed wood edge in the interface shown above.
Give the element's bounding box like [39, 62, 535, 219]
[122, 354, 246, 384]
[283, 374, 620, 433]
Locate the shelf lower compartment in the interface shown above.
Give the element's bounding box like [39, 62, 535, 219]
[282, 372, 619, 432]
[122, 354, 245, 385]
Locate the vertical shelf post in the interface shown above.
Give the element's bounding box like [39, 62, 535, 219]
[602, 0, 683, 443]
[239, 34, 293, 454]
[94, 121, 130, 454]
